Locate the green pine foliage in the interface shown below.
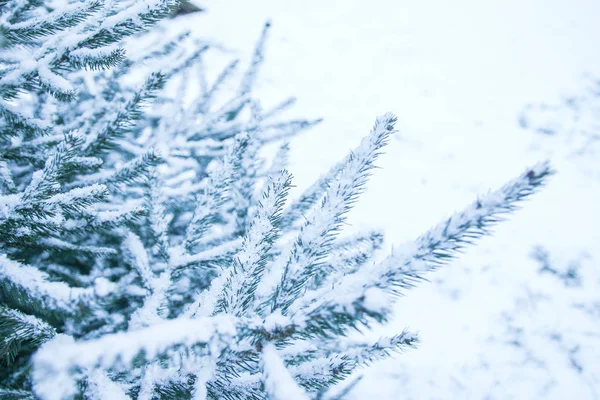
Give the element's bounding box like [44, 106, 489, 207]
[0, 1, 553, 399]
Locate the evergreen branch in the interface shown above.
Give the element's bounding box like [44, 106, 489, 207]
[85, 370, 129, 400]
[238, 21, 270, 98]
[64, 151, 161, 191]
[309, 230, 384, 290]
[85, 72, 165, 154]
[172, 238, 242, 272]
[103, 150, 162, 190]
[291, 356, 353, 393]
[184, 134, 247, 252]
[66, 204, 146, 235]
[66, 45, 126, 71]
[161, 44, 209, 81]
[36, 55, 76, 101]
[279, 158, 343, 230]
[0, 388, 35, 400]
[0, 161, 15, 194]
[330, 230, 384, 269]
[262, 97, 297, 120]
[4, 183, 108, 234]
[32, 316, 237, 400]
[217, 170, 292, 316]
[296, 161, 554, 335]
[37, 237, 116, 258]
[259, 118, 323, 143]
[1, 0, 102, 47]
[122, 232, 154, 289]
[188, 96, 251, 141]
[42, 183, 109, 217]
[272, 114, 396, 313]
[339, 331, 418, 366]
[180, 241, 244, 319]
[0, 306, 56, 365]
[0, 254, 94, 316]
[262, 343, 310, 400]
[365, 161, 556, 297]
[22, 132, 83, 202]
[266, 142, 290, 179]
[77, 0, 181, 49]
[133, 31, 191, 66]
[196, 59, 239, 114]
[144, 171, 170, 262]
[0, 102, 51, 138]
[230, 133, 260, 234]
[317, 375, 363, 400]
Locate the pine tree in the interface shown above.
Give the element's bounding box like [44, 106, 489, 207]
[0, 1, 553, 399]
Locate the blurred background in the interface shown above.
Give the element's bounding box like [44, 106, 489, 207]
[172, 1, 600, 398]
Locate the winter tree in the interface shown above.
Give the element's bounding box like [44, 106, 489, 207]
[0, 1, 553, 399]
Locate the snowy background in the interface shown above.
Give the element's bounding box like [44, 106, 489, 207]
[175, 1, 600, 398]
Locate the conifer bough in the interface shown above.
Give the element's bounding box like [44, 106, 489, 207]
[0, 1, 552, 399]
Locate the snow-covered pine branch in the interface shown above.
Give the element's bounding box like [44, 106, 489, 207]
[262, 343, 310, 400]
[24, 110, 551, 399]
[0, 1, 553, 398]
[217, 170, 292, 316]
[269, 114, 396, 313]
[293, 162, 554, 336]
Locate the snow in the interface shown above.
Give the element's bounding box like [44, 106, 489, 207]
[361, 287, 391, 314]
[85, 370, 129, 400]
[93, 277, 116, 297]
[270, 114, 395, 310]
[171, 237, 242, 269]
[0, 193, 20, 220]
[37, 55, 74, 94]
[3, 0, 598, 397]
[263, 309, 292, 331]
[1, 307, 55, 342]
[179, 1, 600, 398]
[223, 170, 291, 315]
[123, 232, 153, 287]
[0, 254, 94, 311]
[33, 316, 238, 400]
[100, 0, 169, 30]
[262, 343, 310, 400]
[45, 183, 108, 206]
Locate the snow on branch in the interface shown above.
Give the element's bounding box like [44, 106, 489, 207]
[297, 162, 554, 330]
[68, 45, 126, 71]
[145, 171, 170, 262]
[44, 183, 109, 215]
[74, 0, 179, 51]
[85, 370, 129, 400]
[310, 230, 384, 290]
[340, 331, 419, 366]
[22, 132, 84, 202]
[0, 102, 51, 138]
[1, 1, 102, 47]
[32, 316, 238, 400]
[197, 59, 240, 115]
[0, 254, 94, 313]
[378, 161, 555, 287]
[183, 134, 247, 252]
[262, 343, 310, 400]
[271, 113, 397, 313]
[85, 72, 166, 154]
[217, 170, 292, 316]
[0, 161, 15, 194]
[123, 232, 153, 288]
[0, 306, 56, 365]
[238, 21, 271, 97]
